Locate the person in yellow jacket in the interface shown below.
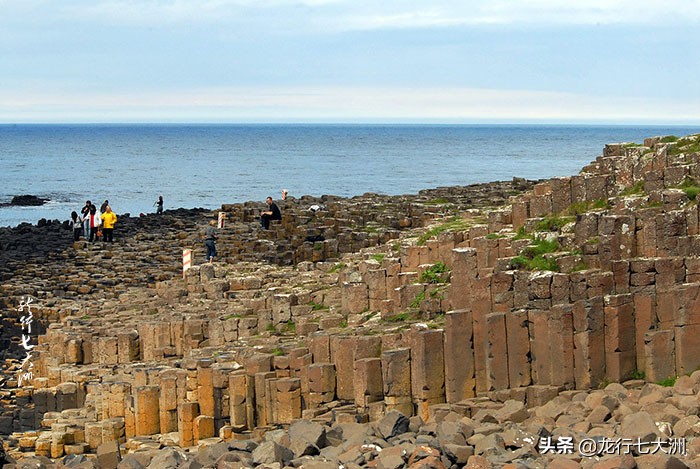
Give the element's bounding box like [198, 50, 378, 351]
[100, 205, 118, 242]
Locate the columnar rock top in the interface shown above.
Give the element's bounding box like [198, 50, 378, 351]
[3, 133, 700, 467]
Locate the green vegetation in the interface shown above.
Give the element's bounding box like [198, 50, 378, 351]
[564, 199, 610, 216]
[513, 226, 529, 240]
[271, 347, 285, 356]
[370, 253, 385, 263]
[280, 320, 296, 333]
[511, 237, 560, 272]
[429, 286, 447, 300]
[329, 262, 346, 273]
[265, 323, 276, 332]
[630, 369, 646, 380]
[410, 291, 426, 308]
[420, 262, 450, 284]
[417, 217, 472, 246]
[657, 376, 678, 387]
[679, 178, 700, 201]
[570, 261, 588, 273]
[339, 319, 348, 328]
[534, 215, 575, 232]
[660, 135, 679, 143]
[223, 313, 241, 320]
[383, 311, 413, 323]
[486, 233, 506, 239]
[621, 180, 645, 196]
[598, 378, 612, 389]
[308, 300, 328, 311]
[668, 135, 700, 156]
[423, 197, 450, 205]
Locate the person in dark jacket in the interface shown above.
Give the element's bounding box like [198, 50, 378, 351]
[204, 219, 218, 263]
[260, 196, 281, 229]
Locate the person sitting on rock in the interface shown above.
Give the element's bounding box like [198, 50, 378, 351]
[260, 196, 281, 229]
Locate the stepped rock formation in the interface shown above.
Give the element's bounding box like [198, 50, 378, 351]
[3, 134, 700, 468]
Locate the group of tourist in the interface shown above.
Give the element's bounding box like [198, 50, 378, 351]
[203, 196, 283, 263]
[69, 199, 117, 243]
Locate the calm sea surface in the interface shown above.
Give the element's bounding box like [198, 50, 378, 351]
[1, 124, 699, 227]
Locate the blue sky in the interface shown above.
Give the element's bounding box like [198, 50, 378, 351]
[2, 0, 700, 123]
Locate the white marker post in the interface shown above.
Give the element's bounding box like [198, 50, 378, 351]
[182, 249, 192, 278]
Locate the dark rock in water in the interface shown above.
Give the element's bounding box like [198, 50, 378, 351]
[10, 194, 48, 206]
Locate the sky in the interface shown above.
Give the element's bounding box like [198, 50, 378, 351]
[2, 0, 700, 124]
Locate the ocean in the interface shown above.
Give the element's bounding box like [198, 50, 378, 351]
[1, 124, 699, 228]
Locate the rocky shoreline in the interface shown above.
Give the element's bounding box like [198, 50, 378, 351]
[4, 133, 700, 468]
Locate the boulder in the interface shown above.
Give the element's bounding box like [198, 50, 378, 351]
[10, 194, 48, 206]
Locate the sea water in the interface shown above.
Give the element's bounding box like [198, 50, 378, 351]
[1, 124, 698, 227]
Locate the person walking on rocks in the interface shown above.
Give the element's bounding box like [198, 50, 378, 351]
[155, 195, 164, 215]
[88, 204, 102, 242]
[101, 205, 117, 242]
[80, 200, 92, 239]
[260, 196, 281, 229]
[204, 219, 218, 263]
[70, 211, 82, 241]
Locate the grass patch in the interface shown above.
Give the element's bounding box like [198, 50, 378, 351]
[657, 376, 677, 387]
[660, 135, 679, 143]
[621, 180, 645, 196]
[630, 369, 646, 380]
[510, 237, 560, 272]
[668, 136, 700, 156]
[383, 311, 413, 322]
[417, 217, 472, 246]
[420, 262, 450, 284]
[280, 320, 296, 333]
[679, 177, 700, 201]
[223, 313, 241, 320]
[570, 261, 588, 272]
[271, 347, 285, 356]
[410, 291, 426, 308]
[370, 253, 385, 263]
[513, 226, 530, 240]
[423, 197, 451, 205]
[308, 301, 328, 311]
[534, 215, 574, 232]
[486, 233, 506, 239]
[329, 262, 346, 273]
[429, 286, 447, 300]
[265, 323, 276, 333]
[339, 319, 348, 328]
[564, 199, 610, 216]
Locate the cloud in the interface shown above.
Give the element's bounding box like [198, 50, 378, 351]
[1, 85, 699, 123]
[8, 0, 700, 29]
